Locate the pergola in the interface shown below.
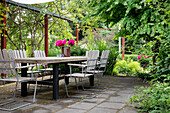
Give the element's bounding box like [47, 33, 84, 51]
[1, 0, 80, 56]
[1, 0, 125, 59]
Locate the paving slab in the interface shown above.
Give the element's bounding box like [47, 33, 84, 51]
[119, 106, 138, 113]
[0, 76, 146, 113]
[97, 102, 126, 109]
[67, 102, 97, 110]
[55, 108, 86, 113]
[87, 107, 117, 113]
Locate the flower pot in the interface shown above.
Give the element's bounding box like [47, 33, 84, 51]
[62, 47, 70, 57]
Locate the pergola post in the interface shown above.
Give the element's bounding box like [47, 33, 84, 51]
[44, 14, 48, 57]
[1, 0, 7, 50]
[1, 1, 7, 77]
[76, 24, 79, 45]
[122, 37, 125, 59]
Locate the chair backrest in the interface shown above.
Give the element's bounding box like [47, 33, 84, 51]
[19, 50, 24, 58]
[34, 50, 38, 57]
[23, 51, 27, 58]
[0, 50, 5, 74]
[86, 50, 98, 71]
[100, 50, 110, 68]
[0, 49, 16, 75]
[42, 51, 46, 57]
[85, 51, 88, 57]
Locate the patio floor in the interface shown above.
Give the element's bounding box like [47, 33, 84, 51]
[0, 75, 146, 113]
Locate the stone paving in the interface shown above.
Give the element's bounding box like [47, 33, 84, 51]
[0, 76, 146, 113]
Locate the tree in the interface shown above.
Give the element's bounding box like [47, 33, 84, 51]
[3, 0, 99, 56]
[89, 0, 169, 65]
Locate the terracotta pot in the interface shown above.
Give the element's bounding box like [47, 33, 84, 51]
[62, 47, 70, 57]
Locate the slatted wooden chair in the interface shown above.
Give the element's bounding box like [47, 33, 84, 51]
[0, 49, 38, 111]
[15, 50, 40, 75]
[86, 50, 110, 91]
[34, 50, 53, 72]
[64, 50, 98, 99]
[87, 50, 110, 75]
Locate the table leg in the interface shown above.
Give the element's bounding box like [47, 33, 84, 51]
[64, 63, 69, 84]
[21, 63, 28, 97]
[89, 75, 94, 86]
[53, 63, 59, 100]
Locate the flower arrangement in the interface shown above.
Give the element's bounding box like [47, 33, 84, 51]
[55, 39, 75, 47]
[137, 54, 150, 68]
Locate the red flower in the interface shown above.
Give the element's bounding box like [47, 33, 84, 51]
[67, 39, 75, 46]
[137, 55, 141, 60]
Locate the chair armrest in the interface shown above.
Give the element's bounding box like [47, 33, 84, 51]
[81, 61, 87, 64]
[68, 63, 87, 68]
[15, 64, 36, 69]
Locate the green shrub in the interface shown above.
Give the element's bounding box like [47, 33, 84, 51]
[118, 54, 138, 61]
[113, 59, 142, 76]
[130, 82, 170, 113]
[70, 45, 87, 56]
[48, 49, 61, 57]
[104, 47, 119, 75]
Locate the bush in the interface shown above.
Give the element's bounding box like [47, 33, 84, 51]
[104, 47, 119, 75]
[112, 59, 142, 76]
[48, 49, 61, 57]
[70, 45, 87, 56]
[130, 82, 170, 113]
[118, 54, 138, 61]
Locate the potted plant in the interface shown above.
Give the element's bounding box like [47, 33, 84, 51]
[55, 39, 75, 57]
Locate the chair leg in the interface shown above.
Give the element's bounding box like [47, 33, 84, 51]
[13, 82, 18, 100]
[64, 77, 97, 99]
[0, 81, 33, 111]
[64, 78, 70, 97]
[33, 78, 38, 103]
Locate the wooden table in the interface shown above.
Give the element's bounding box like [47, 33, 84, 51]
[15, 56, 88, 100]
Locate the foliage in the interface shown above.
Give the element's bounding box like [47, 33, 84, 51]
[130, 82, 170, 113]
[89, 0, 169, 63]
[113, 59, 142, 76]
[48, 48, 61, 57]
[70, 45, 87, 56]
[117, 54, 138, 61]
[137, 54, 151, 68]
[150, 30, 170, 83]
[2, 0, 99, 56]
[0, 3, 9, 38]
[105, 47, 119, 75]
[89, 1, 169, 112]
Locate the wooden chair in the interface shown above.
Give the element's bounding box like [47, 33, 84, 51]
[64, 50, 98, 99]
[0, 49, 38, 111]
[15, 50, 40, 75]
[87, 50, 110, 75]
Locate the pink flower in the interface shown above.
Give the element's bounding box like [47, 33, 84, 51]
[137, 55, 141, 60]
[62, 39, 67, 45]
[67, 39, 75, 46]
[141, 54, 144, 56]
[144, 56, 146, 58]
[56, 39, 67, 47]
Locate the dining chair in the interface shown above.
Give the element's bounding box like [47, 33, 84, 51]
[86, 50, 110, 91]
[0, 49, 38, 111]
[64, 50, 98, 99]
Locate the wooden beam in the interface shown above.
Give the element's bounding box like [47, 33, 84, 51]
[5, 0, 75, 22]
[76, 24, 79, 45]
[45, 14, 48, 57]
